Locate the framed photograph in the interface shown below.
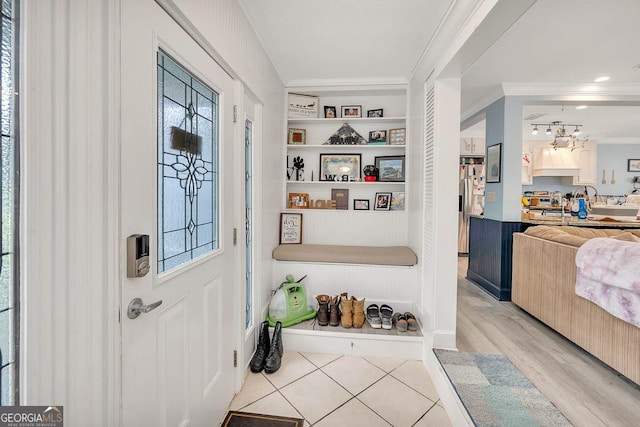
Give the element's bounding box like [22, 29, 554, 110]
[390, 192, 405, 211]
[367, 109, 383, 118]
[288, 192, 310, 209]
[374, 192, 392, 211]
[353, 199, 370, 210]
[368, 130, 387, 144]
[324, 106, 337, 118]
[486, 143, 502, 183]
[375, 155, 405, 182]
[331, 188, 349, 210]
[288, 93, 318, 118]
[279, 213, 302, 244]
[288, 128, 306, 145]
[389, 128, 406, 145]
[341, 105, 362, 118]
[319, 154, 361, 182]
[628, 159, 640, 172]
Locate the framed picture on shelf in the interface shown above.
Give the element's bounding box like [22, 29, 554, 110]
[375, 155, 405, 182]
[486, 143, 502, 183]
[288, 128, 306, 145]
[368, 130, 387, 144]
[279, 213, 302, 244]
[341, 105, 362, 118]
[288, 93, 319, 118]
[628, 159, 640, 172]
[353, 199, 369, 210]
[288, 192, 310, 209]
[319, 154, 361, 182]
[331, 188, 349, 210]
[367, 109, 383, 118]
[374, 192, 392, 211]
[388, 128, 406, 145]
[390, 192, 405, 211]
[324, 106, 337, 118]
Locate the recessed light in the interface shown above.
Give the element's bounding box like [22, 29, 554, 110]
[576, 105, 588, 110]
[594, 76, 610, 82]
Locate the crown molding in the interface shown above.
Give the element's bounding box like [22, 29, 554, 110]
[501, 82, 640, 98]
[597, 137, 640, 145]
[285, 77, 408, 89]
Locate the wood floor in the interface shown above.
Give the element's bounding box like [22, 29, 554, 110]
[456, 257, 640, 427]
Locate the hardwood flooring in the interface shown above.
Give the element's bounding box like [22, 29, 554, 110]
[456, 257, 640, 427]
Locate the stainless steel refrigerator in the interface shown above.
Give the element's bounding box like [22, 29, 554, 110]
[458, 160, 485, 254]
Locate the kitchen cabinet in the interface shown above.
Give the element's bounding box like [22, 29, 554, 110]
[460, 137, 485, 156]
[570, 141, 597, 185]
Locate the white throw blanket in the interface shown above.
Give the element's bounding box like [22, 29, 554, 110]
[575, 237, 640, 328]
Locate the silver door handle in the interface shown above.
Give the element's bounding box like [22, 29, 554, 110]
[127, 297, 163, 319]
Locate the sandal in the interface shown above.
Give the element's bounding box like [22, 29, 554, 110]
[366, 304, 382, 329]
[380, 304, 393, 330]
[404, 312, 418, 331]
[392, 312, 408, 332]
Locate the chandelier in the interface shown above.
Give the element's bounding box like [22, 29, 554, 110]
[530, 121, 587, 151]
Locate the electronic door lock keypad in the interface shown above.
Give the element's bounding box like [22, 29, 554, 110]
[127, 234, 150, 277]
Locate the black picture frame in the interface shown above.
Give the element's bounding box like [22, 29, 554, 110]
[324, 106, 337, 118]
[628, 159, 640, 172]
[486, 143, 502, 183]
[341, 105, 362, 118]
[374, 155, 405, 182]
[374, 192, 392, 211]
[353, 199, 370, 210]
[368, 130, 387, 143]
[319, 153, 362, 182]
[367, 109, 383, 118]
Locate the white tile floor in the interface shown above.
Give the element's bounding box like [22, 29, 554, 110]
[228, 351, 452, 427]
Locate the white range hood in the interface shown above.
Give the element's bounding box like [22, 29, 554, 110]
[532, 147, 579, 177]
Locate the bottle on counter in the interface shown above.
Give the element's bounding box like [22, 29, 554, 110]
[578, 198, 588, 220]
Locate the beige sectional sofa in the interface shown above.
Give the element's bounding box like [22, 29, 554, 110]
[512, 226, 640, 385]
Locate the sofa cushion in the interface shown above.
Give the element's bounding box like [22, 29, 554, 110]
[611, 232, 640, 243]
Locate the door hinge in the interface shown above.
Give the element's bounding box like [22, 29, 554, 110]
[233, 228, 237, 246]
[233, 350, 238, 367]
[233, 105, 237, 123]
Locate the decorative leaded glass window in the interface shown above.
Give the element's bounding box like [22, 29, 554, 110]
[157, 51, 219, 273]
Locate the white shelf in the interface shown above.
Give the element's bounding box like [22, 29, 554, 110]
[287, 144, 405, 150]
[284, 208, 405, 213]
[288, 116, 406, 124]
[286, 180, 404, 185]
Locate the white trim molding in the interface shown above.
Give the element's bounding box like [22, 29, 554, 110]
[502, 82, 640, 98]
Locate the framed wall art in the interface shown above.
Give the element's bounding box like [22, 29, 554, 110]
[628, 159, 640, 172]
[288, 192, 310, 209]
[341, 105, 362, 118]
[324, 106, 337, 118]
[367, 109, 383, 118]
[353, 199, 369, 210]
[319, 154, 361, 182]
[279, 213, 302, 244]
[486, 143, 502, 183]
[331, 188, 349, 210]
[288, 93, 319, 118]
[375, 155, 405, 182]
[368, 130, 387, 144]
[388, 128, 406, 145]
[288, 128, 306, 145]
[374, 192, 392, 211]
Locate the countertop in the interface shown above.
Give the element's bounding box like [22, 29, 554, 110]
[521, 217, 640, 228]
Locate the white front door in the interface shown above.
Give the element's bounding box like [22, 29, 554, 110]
[121, 1, 236, 425]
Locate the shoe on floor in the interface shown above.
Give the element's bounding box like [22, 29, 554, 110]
[404, 312, 418, 331]
[392, 312, 408, 332]
[380, 304, 393, 330]
[366, 304, 381, 329]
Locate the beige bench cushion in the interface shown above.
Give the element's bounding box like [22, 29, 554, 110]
[523, 225, 640, 247]
[272, 244, 418, 266]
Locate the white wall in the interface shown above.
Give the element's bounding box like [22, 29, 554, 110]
[21, 0, 283, 425]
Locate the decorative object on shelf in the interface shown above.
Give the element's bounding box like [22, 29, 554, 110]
[368, 130, 387, 144]
[628, 159, 640, 172]
[286, 155, 305, 181]
[375, 155, 405, 182]
[319, 153, 361, 182]
[388, 128, 406, 145]
[367, 108, 383, 118]
[602, 169, 606, 184]
[288, 193, 310, 209]
[288, 128, 306, 145]
[324, 106, 337, 118]
[363, 165, 378, 182]
[279, 213, 302, 244]
[309, 199, 337, 209]
[341, 105, 362, 118]
[353, 199, 369, 210]
[390, 192, 405, 211]
[486, 143, 502, 183]
[331, 188, 349, 210]
[611, 169, 616, 184]
[323, 123, 367, 145]
[374, 192, 392, 211]
[288, 93, 318, 118]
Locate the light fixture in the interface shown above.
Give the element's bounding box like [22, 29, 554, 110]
[594, 76, 610, 82]
[531, 126, 538, 135]
[545, 126, 552, 135]
[574, 126, 581, 135]
[530, 121, 586, 151]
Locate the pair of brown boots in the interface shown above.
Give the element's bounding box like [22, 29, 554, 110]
[316, 293, 365, 328]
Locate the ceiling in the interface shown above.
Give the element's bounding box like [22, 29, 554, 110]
[238, 0, 640, 141]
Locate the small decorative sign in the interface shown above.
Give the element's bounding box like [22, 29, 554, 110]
[280, 213, 302, 244]
[288, 93, 318, 118]
[309, 199, 337, 209]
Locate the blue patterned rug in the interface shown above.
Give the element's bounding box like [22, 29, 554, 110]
[434, 349, 572, 427]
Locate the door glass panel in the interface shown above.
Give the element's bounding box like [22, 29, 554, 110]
[157, 51, 219, 274]
[244, 119, 252, 329]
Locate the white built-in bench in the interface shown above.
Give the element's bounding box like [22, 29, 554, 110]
[272, 244, 418, 266]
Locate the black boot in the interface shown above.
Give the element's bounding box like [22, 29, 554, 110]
[249, 321, 270, 373]
[264, 321, 283, 374]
